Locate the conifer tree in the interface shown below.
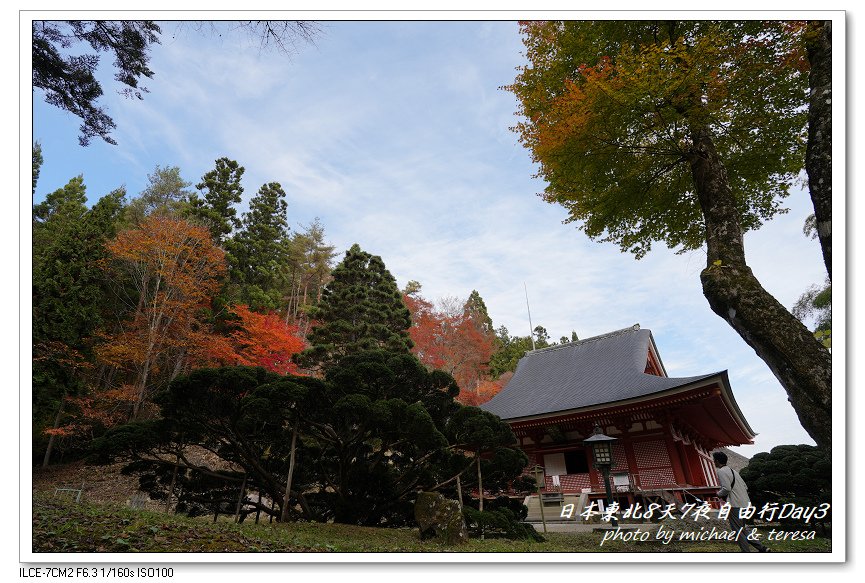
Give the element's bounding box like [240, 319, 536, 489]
[32, 142, 43, 196]
[33, 177, 126, 463]
[187, 157, 245, 245]
[464, 290, 494, 336]
[299, 244, 412, 370]
[126, 165, 192, 225]
[226, 182, 291, 311]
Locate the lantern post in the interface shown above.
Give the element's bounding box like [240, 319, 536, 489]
[584, 424, 618, 527]
[530, 464, 547, 533]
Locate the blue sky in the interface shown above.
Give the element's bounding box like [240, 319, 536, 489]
[30, 19, 835, 455]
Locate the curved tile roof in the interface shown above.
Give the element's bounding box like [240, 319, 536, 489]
[480, 325, 722, 421]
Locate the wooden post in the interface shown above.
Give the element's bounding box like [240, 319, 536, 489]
[234, 473, 248, 523]
[165, 451, 180, 514]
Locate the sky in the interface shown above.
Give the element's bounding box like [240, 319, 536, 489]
[29, 19, 837, 458]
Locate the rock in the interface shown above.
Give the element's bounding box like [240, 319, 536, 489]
[415, 492, 468, 545]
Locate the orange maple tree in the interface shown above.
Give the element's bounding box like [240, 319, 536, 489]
[404, 293, 496, 404]
[223, 304, 306, 375]
[96, 215, 226, 418]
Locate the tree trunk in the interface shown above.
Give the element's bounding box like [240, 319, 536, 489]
[805, 20, 832, 280]
[280, 422, 299, 523]
[165, 449, 180, 514]
[688, 127, 832, 449]
[234, 473, 248, 523]
[255, 490, 262, 524]
[169, 348, 187, 384]
[132, 342, 155, 420]
[42, 398, 65, 468]
[477, 456, 484, 540]
[456, 474, 463, 512]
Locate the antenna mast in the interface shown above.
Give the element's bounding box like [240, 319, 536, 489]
[524, 282, 536, 351]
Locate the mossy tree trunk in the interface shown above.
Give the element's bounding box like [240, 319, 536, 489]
[688, 127, 832, 449]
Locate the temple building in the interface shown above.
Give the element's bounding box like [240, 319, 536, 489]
[480, 324, 756, 513]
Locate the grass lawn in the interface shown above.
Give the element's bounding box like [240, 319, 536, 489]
[31, 494, 831, 554]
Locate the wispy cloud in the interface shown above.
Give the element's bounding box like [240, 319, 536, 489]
[31, 20, 830, 454]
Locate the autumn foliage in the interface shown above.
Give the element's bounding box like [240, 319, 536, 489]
[96, 214, 227, 418]
[404, 293, 499, 405]
[221, 305, 306, 375]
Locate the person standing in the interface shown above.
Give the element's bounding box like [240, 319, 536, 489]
[713, 451, 770, 553]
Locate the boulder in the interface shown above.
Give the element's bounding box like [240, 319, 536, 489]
[415, 492, 468, 545]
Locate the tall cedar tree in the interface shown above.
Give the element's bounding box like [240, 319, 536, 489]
[227, 182, 291, 312]
[186, 157, 245, 246]
[299, 244, 412, 371]
[465, 290, 494, 336]
[507, 21, 832, 448]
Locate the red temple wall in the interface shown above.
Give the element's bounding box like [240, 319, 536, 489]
[519, 423, 718, 493]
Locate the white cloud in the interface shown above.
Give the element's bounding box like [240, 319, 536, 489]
[31, 20, 836, 455]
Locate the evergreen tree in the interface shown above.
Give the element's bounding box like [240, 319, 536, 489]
[186, 157, 245, 245]
[33, 177, 126, 463]
[740, 444, 831, 530]
[488, 325, 551, 378]
[33, 21, 161, 146]
[298, 244, 412, 370]
[126, 165, 192, 225]
[32, 142, 43, 196]
[464, 290, 494, 335]
[33, 178, 127, 349]
[226, 182, 291, 311]
[284, 219, 337, 324]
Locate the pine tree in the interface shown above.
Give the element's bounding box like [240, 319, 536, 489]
[126, 165, 192, 225]
[283, 219, 337, 324]
[299, 244, 412, 370]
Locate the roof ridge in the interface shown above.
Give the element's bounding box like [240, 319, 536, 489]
[525, 324, 642, 356]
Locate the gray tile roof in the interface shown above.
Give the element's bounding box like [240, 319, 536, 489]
[480, 324, 722, 421]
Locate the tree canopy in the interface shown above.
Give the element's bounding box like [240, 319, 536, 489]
[506, 20, 832, 449]
[33, 21, 161, 146]
[226, 182, 292, 312]
[740, 444, 831, 527]
[507, 21, 806, 259]
[299, 244, 413, 370]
